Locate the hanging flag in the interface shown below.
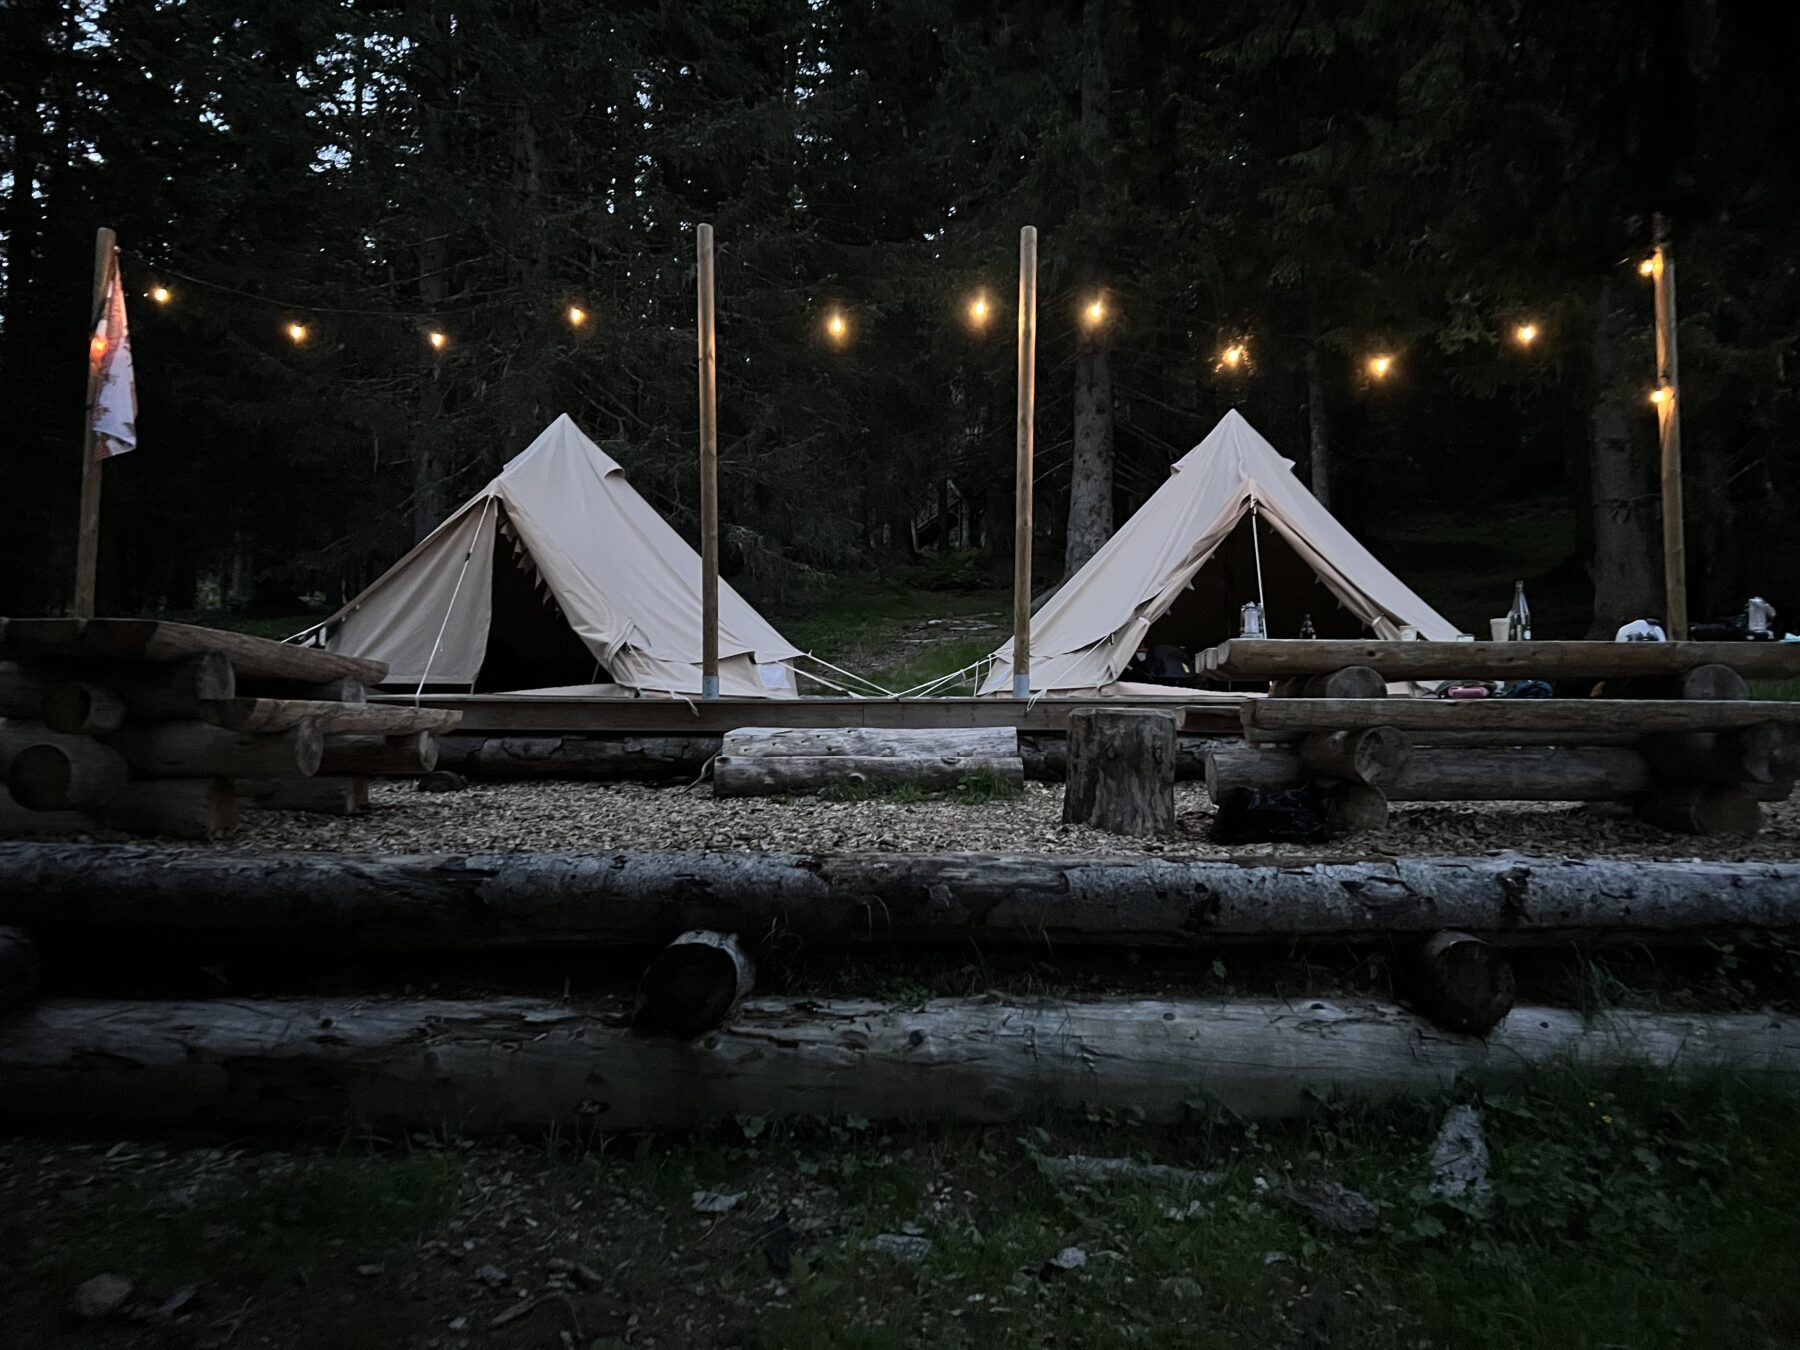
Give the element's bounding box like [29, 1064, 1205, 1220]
[88, 252, 138, 458]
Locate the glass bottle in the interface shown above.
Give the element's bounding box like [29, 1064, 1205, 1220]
[1507, 580, 1532, 642]
[1298, 613, 1316, 639]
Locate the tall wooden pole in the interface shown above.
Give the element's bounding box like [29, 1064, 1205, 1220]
[1651, 213, 1686, 640]
[74, 227, 117, 619]
[696, 223, 720, 699]
[1012, 226, 1038, 699]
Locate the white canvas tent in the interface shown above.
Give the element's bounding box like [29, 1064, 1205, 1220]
[299, 415, 800, 697]
[981, 410, 1457, 695]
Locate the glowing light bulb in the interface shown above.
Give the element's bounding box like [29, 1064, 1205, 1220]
[826, 311, 847, 342]
[286, 322, 308, 344]
[1514, 322, 1538, 346]
[1650, 385, 1671, 405]
[1084, 297, 1106, 327]
[1221, 343, 1246, 369]
[968, 294, 989, 325]
[90, 334, 109, 359]
[428, 330, 447, 350]
[567, 305, 587, 327]
[1368, 354, 1393, 379]
[150, 286, 171, 305]
[1638, 258, 1656, 277]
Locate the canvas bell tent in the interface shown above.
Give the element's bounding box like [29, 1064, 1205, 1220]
[981, 410, 1457, 695]
[297, 415, 800, 697]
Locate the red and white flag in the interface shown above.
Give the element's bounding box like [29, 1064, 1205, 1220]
[89, 253, 138, 458]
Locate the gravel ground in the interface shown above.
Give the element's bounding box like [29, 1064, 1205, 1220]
[207, 779, 1800, 862]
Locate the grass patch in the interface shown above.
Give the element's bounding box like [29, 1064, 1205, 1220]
[814, 766, 1021, 805]
[1752, 676, 1800, 701]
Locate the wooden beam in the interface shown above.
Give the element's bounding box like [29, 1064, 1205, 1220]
[0, 619, 387, 685]
[2, 995, 1793, 1134]
[1012, 224, 1038, 698]
[6, 845, 1800, 949]
[696, 222, 720, 700]
[202, 697, 460, 735]
[1651, 213, 1687, 640]
[1206, 639, 1800, 682]
[73, 227, 115, 620]
[317, 731, 437, 776]
[371, 694, 1223, 737]
[1243, 698, 1800, 741]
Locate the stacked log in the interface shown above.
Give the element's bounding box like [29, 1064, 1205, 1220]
[713, 726, 1023, 798]
[0, 617, 457, 840]
[1210, 653, 1800, 838]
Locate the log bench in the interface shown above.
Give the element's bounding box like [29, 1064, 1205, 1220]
[1198, 638, 1800, 838]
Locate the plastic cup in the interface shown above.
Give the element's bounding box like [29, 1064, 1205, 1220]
[1489, 618, 1510, 642]
[1398, 625, 1419, 641]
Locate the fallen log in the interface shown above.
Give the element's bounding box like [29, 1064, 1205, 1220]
[6, 846, 1800, 949]
[238, 776, 368, 815]
[1301, 666, 1388, 700]
[1063, 708, 1178, 837]
[721, 726, 1017, 759]
[1, 995, 1792, 1134]
[4, 731, 131, 811]
[1408, 931, 1516, 1035]
[100, 779, 238, 840]
[438, 734, 721, 783]
[317, 731, 437, 776]
[635, 930, 755, 1037]
[1300, 728, 1411, 786]
[103, 720, 323, 779]
[1206, 744, 1795, 803]
[713, 754, 1022, 798]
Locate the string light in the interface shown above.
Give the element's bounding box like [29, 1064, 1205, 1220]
[1083, 296, 1107, 327]
[90, 334, 109, 360]
[149, 286, 171, 305]
[1220, 342, 1247, 370]
[826, 310, 848, 343]
[1638, 257, 1656, 277]
[967, 293, 990, 326]
[1367, 354, 1394, 380]
[1650, 385, 1671, 405]
[286, 322, 308, 344]
[566, 305, 587, 328]
[427, 330, 447, 350]
[1513, 322, 1539, 346]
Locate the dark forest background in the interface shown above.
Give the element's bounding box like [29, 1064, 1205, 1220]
[3, 0, 1798, 637]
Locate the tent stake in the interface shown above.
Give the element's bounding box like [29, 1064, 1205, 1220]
[1012, 225, 1038, 699]
[697, 223, 720, 698]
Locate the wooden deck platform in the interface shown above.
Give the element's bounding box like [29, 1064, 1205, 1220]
[373, 693, 1245, 737]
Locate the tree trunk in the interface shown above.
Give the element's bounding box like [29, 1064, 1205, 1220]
[1587, 277, 1663, 635]
[408, 0, 453, 540]
[1408, 931, 1516, 1035]
[635, 930, 754, 1037]
[1062, 0, 1113, 579]
[5, 845, 1800, 949]
[714, 755, 1023, 798]
[1306, 347, 1332, 508]
[1063, 708, 1177, 836]
[2, 995, 1792, 1134]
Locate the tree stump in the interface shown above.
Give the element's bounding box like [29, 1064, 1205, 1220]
[1409, 931, 1516, 1035]
[1063, 708, 1178, 837]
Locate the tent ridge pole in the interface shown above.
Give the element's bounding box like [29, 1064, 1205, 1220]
[697, 222, 720, 699]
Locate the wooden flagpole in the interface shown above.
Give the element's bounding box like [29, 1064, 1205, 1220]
[697, 223, 720, 699]
[74, 226, 117, 619]
[1012, 225, 1038, 699]
[1650, 213, 1687, 640]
